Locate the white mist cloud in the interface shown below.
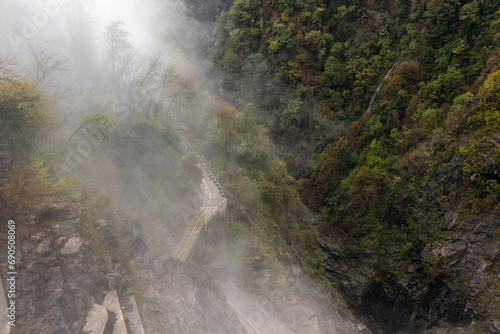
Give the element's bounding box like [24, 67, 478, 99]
[0, 0, 166, 54]
[92, 0, 154, 51]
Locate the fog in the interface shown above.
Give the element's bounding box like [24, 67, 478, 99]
[0, 0, 208, 244]
[0, 1, 336, 333]
[0, 0, 184, 53]
[0, 0, 213, 271]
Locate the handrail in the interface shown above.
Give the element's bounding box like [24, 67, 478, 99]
[175, 132, 228, 261]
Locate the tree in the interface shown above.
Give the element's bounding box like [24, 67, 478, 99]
[0, 78, 49, 161]
[0, 54, 17, 80]
[104, 20, 136, 90]
[109, 51, 197, 121]
[24, 42, 72, 99]
[309, 137, 357, 207]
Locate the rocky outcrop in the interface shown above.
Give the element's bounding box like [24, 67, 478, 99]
[0, 200, 247, 333]
[83, 303, 112, 334]
[319, 216, 500, 333]
[319, 238, 378, 308]
[0, 202, 135, 333]
[124, 248, 246, 332]
[81, 290, 128, 334]
[109, 213, 246, 334]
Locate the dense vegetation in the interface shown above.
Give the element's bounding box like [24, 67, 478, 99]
[204, 0, 500, 330]
[0, 77, 45, 219]
[209, 0, 500, 165]
[207, 101, 318, 256]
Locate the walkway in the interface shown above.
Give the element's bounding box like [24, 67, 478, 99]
[221, 282, 295, 334]
[174, 167, 226, 261]
[175, 134, 295, 334]
[175, 134, 226, 261]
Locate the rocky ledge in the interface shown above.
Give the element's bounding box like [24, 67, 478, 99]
[0, 200, 245, 333]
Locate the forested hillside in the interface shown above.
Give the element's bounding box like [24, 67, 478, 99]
[203, 0, 500, 332]
[1, 0, 499, 332]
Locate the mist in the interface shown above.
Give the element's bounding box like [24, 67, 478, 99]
[0, 0, 207, 247]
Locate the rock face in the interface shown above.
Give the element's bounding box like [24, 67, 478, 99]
[136, 258, 246, 333]
[0, 202, 126, 333]
[317, 133, 500, 333]
[118, 213, 245, 334]
[102, 290, 128, 334]
[320, 216, 500, 333]
[83, 303, 111, 334]
[0, 201, 246, 333]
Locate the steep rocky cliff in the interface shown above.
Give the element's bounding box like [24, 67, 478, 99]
[320, 215, 500, 334]
[0, 200, 245, 333]
[316, 129, 500, 333]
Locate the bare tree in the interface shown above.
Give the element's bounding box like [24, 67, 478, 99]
[0, 53, 17, 80]
[121, 58, 196, 120]
[104, 20, 137, 91]
[152, 65, 196, 119]
[21, 43, 75, 148]
[24, 42, 73, 99]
